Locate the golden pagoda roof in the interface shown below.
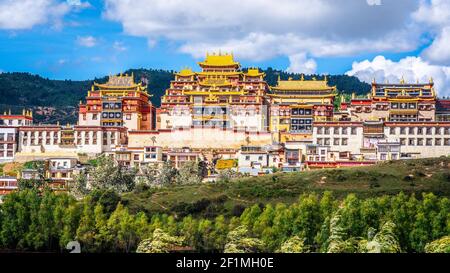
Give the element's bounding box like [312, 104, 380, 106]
[176, 68, 195, 77]
[271, 76, 336, 91]
[245, 68, 265, 77]
[198, 53, 240, 67]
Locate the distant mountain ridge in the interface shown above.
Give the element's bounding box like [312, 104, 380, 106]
[0, 68, 371, 124]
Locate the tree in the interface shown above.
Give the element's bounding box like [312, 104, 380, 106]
[176, 161, 202, 185]
[224, 226, 264, 253]
[157, 161, 177, 186]
[136, 228, 185, 253]
[277, 236, 309, 253]
[89, 155, 137, 193]
[359, 221, 402, 253]
[106, 203, 141, 253]
[69, 172, 89, 199]
[424, 236, 450, 253]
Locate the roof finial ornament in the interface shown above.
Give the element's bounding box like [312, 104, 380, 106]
[301, 74, 304, 81]
[430, 77, 434, 84]
[400, 76, 405, 84]
[278, 75, 281, 82]
[372, 78, 376, 84]
[324, 75, 327, 82]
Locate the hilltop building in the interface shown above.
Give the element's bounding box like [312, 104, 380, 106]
[78, 73, 155, 131]
[268, 75, 336, 143]
[347, 78, 436, 122]
[159, 53, 269, 131]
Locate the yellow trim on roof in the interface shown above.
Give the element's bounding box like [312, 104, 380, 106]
[198, 53, 240, 67]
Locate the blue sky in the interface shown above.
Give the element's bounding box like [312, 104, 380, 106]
[0, 0, 450, 97]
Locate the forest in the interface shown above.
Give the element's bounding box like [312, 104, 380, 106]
[1, 156, 449, 253]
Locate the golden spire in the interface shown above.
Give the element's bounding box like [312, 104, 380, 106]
[400, 76, 405, 84]
[278, 75, 281, 82]
[429, 77, 434, 84]
[324, 75, 327, 82]
[352, 92, 355, 100]
[8, 109, 11, 115]
[372, 78, 376, 84]
[301, 74, 304, 81]
[22, 109, 26, 116]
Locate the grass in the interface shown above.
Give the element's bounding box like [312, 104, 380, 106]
[122, 157, 450, 218]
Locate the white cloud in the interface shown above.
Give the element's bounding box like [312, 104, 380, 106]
[287, 53, 317, 74]
[346, 55, 450, 97]
[0, 0, 90, 30]
[76, 35, 97, 47]
[103, 0, 421, 70]
[66, 0, 91, 8]
[422, 26, 450, 65]
[367, 0, 382, 6]
[0, 0, 69, 30]
[113, 41, 127, 52]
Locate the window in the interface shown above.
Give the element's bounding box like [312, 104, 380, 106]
[92, 114, 98, 120]
[400, 138, 406, 145]
[445, 139, 450, 145]
[341, 138, 348, 145]
[324, 128, 330, 135]
[342, 127, 347, 134]
[408, 127, 415, 135]
[258, 156, 263, 161]
[417, 127, 423, 134]
[334, 138, 340, 145]
[417, 138, 424, 145]
[426, 138, 433, 146]
[400, 128, 406, 135]
[324, 138, 330, 145]
[389, 127, 396, 135]
[426, 128, 433, 135]
[245, 156, 250, 161]
[134, 154, 140, 161]
[317, 138, 323, 145]
[126, 114, 131, 120]
[380, 154, 387, 161]
[408, 138, 415, 146]
[435, 138, 442, 146]
[317, 127, 323, 134]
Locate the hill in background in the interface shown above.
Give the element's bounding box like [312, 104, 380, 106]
[0, 69, 371, 124]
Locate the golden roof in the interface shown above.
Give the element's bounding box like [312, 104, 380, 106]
[272, 76, 335, 91]
[198, 53, 240, 67]
[246, 68, 265, 77]
[176, 68, 195, 77]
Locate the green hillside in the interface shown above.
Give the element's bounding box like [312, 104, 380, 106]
[0, 69, 370, 124]
[122, 157, 450, 218]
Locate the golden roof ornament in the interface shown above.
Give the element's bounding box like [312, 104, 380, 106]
[301, 74, 304, 81]
[400, 76, 405, 84]
[429, 77, 434, 84]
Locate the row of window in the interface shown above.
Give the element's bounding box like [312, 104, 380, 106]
[399, 138, 450, 146]
[0, 133, 15, 141]
[316, 127, 358, 135]
[392, 127, 450, 135]
[316, 138, 349, 146]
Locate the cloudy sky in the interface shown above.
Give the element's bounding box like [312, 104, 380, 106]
[0, 0, 450, 96]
